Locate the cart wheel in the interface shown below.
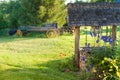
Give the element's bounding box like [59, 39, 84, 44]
[16, 30, 23, 37]
[46, 30, 59, 38]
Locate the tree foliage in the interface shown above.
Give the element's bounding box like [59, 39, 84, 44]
[0, 0, 67, 29]
[0, 2, 8, 29]
[38, 0, 66, 26]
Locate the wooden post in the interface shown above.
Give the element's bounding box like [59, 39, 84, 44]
[112, 25, 117, 46]
[74, 27, 80, 68]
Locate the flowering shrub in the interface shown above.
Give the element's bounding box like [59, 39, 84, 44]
[85, 46, 120, 80]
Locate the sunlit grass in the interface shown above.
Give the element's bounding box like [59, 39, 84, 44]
[0, 35, 83, 80]
[0, 27, 119, 80]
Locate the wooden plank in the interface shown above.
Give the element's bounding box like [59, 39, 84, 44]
[112, 25, 117, 46]
[74, 27, 80, 68]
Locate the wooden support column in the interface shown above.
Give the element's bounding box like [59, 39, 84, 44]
[74, 27, 80, 68]
[112, 25, 117, 46]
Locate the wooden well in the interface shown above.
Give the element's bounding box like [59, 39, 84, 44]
[67, 2, 119, 70]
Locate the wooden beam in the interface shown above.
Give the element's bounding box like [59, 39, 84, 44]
[74, 27, 80, 68]
[112, 25, 117, 46]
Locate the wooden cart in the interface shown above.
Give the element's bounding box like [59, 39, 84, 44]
[17, 23, 60, 38]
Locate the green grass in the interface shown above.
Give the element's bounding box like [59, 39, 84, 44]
[0, 27, 119, 80]
[0, 35, 83, 80]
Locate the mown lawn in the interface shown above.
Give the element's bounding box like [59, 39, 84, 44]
[0, 26, 119, 80]
[0, 35, 84, 80]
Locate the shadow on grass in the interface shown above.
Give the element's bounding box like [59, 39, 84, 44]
[27, 32, 47, 38]
[0, 36, 31, 43]
[0, 32, 48, 43]
[0, 59, 82, 80]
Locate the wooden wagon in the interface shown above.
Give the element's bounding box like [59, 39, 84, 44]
[17, 23, 60, 38]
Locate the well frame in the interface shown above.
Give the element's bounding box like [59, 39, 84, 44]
[67, 2, 119, 69]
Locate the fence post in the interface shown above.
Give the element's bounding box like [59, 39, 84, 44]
[112, 25, 117, 46]
[74, 27, 80, 69]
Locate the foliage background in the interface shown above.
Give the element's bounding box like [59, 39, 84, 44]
[0, 0, 67, 28]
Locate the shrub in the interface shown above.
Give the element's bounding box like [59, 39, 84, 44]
[86, 46, 120, 80]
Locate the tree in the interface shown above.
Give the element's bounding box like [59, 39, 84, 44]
[0, 0, 67, 28]
[0, 13, 7, 29]
[19, 0, 41, 26]
[38, 0, 67, 27]
[7, 1, 21, 28]
[0, 2, 8, 29]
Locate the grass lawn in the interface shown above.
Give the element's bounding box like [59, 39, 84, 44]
[0, 35, 84, 80]
[0, 27, 119, 80]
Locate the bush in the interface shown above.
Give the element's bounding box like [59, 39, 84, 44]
[0, 28, 9, 36]
[86, 46, 120, 80]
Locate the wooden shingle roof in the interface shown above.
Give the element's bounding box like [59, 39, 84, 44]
[67, 3, 120, 27]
